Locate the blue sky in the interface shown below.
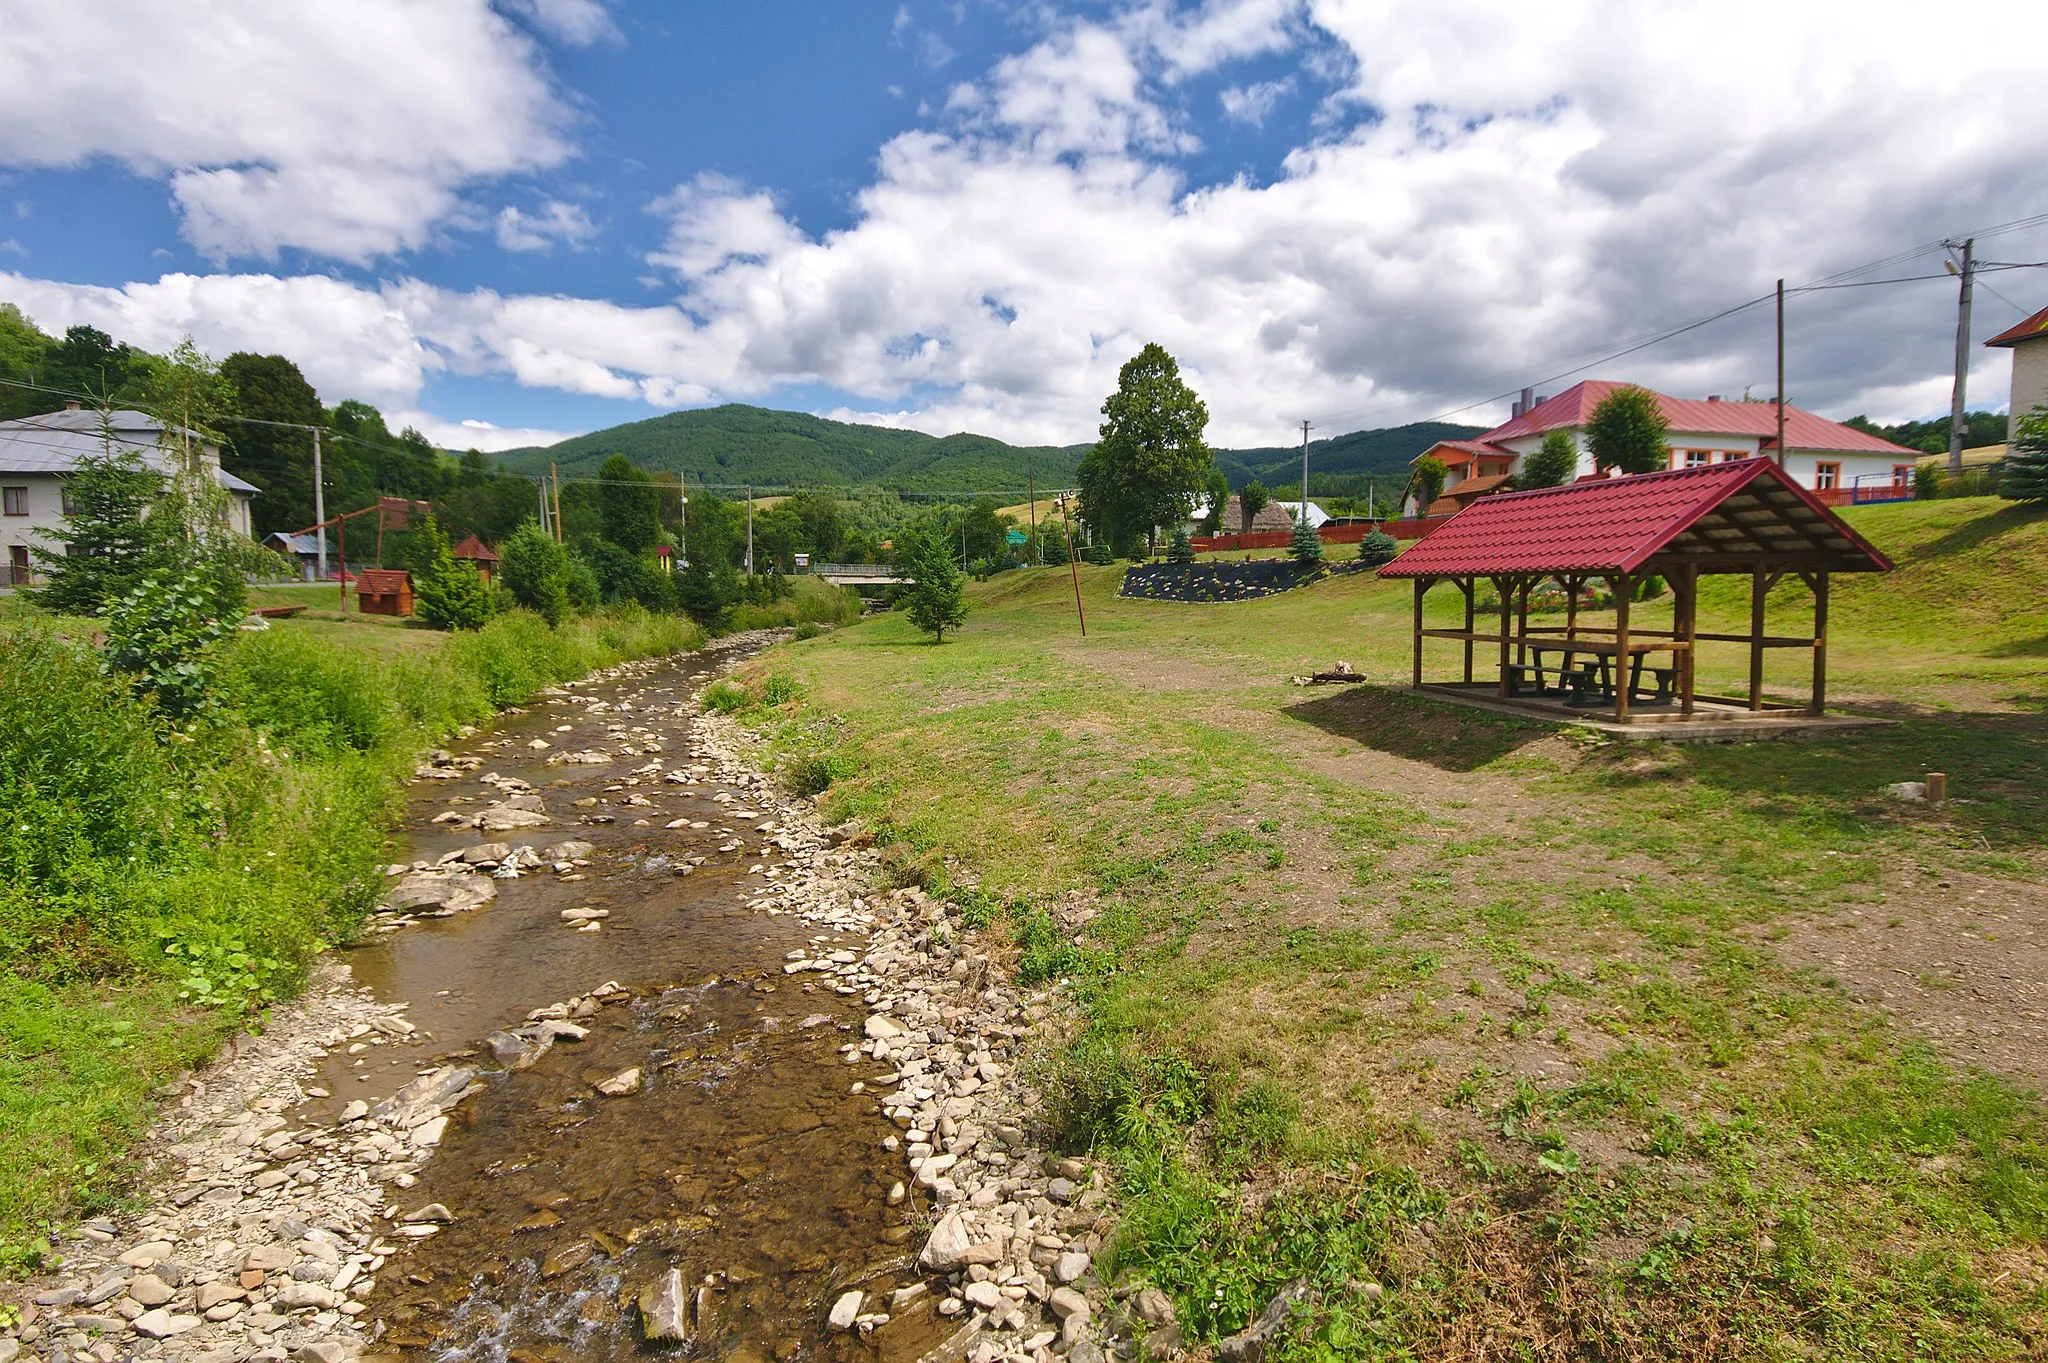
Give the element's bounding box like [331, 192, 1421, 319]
[2, 1, 2046, 451]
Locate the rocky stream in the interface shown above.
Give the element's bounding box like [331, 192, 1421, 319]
[4, 638, 1153, 1363]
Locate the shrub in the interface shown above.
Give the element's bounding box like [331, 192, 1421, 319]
[410, 511, 494, 631]
[783, 750, 857, 797]
[2002, 411, 2048, 502]
[1521, 429, 1579, 489]
[99, 564, 241, 721]
[793, 621, 827, 640]
[1915, 464, 1942, 500]
[703, 680, 751, 713]
[1166, 526, 1195, 563]
[499, 520, 573, 626]
[1356, 529, 1398, 566]
[1289, 514, 1323, 563]
[761, 672, 802, 706]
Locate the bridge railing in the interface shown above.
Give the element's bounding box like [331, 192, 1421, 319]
[803, 563, 905, 577]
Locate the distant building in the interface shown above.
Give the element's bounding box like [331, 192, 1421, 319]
[1403, 380, 1920, 515]
[1, 406, 257, 587]
[263, 530, 338, 581]
[1207, 493, 1295, 534]
[451, 534, 499, 584]
[1985, 304, 2048, 428]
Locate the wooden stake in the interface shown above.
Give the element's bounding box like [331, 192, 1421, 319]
[1613, 574, 1632, 722]
[1748, 568, 1768, 711]
[1412, 579, 1426, 686]
[1927, 771, 1948, 805]
[1461, 578, 1475, 684]
[1810, 571, 1830, 715]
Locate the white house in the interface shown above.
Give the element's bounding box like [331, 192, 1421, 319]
[1, 406, 257, 586]
[1403, 380, 1921, 516]
[1986, 304, 2048, 428]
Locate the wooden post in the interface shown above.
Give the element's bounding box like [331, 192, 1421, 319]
[1564, 575, 1579, 674]
[1613, 573, 1632, 722]
[1412, 578, 1426, 686]
[1516, 578, 1531, 669]
[1496, 576, 1513, 697]
[1678, 564, 1699, 717]
[1748, 568, 1768, 711]
[1927, 771, 1948, 805]
[1461, 578, 1476, 684]
[1810, 570, 1830, 714]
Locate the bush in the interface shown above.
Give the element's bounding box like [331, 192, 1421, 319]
[1166, 526, 1195, 563]
[410, 512, 494, 631]
[99, 564, 241, 722]
[761, 672, 802, 706]
[1288, 514, 1323, 563]
[1356, 529, 1398, 566]
[783, 750, 857, 797]
[703, 680, 751, 713]
[499, 520, 573, 626]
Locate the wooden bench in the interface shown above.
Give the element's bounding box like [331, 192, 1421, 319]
[253, 605, 307, 619]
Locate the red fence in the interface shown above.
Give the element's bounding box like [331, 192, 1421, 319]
[1191, 516, 1449, 554]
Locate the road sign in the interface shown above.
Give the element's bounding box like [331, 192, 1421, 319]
[1006, 530, 1027, 546]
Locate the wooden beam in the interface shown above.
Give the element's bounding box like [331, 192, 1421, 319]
[1677, 562, 1699, 717]
[1412, 578, 1426, 686]
[1613, 573, 1633, 722]
[1748, 568, 1767, 711]
[1460, 577, 1476, 684]
[1810, 570, 1829, 715]
[1495, 575, 1512, 698]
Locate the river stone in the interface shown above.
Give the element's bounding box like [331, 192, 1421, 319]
[543, 839, 595, 861]
[404, 1203, 455, 1224]
[864, 1015, 903, 1040]
[0, 1338, 20, 1363]
[828, 1290, 864, 1330]
[1048, 1288, 1089, 1320]
[476, 805, 551, 832]
[133, 1308, 202, 1338]
[458, 842, 511, 865]
[537, 1020, 589, 1042]
[293, 1343, 350, 1363]
[1135, 1289, 1177, 1326]
[372, 1064, 479, 1125]
[410, 1115, 449, 1148]
[195, 1281, 245, 1311]
[638, 1269, 688, 1341]
[485, 1029, 544, 1068]
[386, 871, 497, 914]
[243, 1245, 296, 1274]
[275, 1282, 339, 1311]
[963, 1281, 1002, 1310]
[125, 1273, 174, 1307]
[118, 1240, 175, 1267]
[595, 1067, 643, 1096]
[919, 1210, 974, 1271]
[1216, 1279, 1311, 1363]
[1055, 1251, 1091, 1284]
[542, 1241, 594, 1279]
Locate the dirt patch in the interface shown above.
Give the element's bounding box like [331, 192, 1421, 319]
[1287, 685, 1560, 773]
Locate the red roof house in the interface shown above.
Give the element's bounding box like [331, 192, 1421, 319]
[1986, 303, 2048, 435]
[451, 534, 499, 583]
[1378, 459, 1889, 726]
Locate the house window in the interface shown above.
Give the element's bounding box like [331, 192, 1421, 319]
[1893, 464, 1914, 486]
[1676, 449, 1712, 468]
[2, 486, 26, 516]
[1814, 461, 1841, 490]
[60, 482, 79, 515]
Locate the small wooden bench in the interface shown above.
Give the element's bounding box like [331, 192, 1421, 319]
[254, 605, 307, 619]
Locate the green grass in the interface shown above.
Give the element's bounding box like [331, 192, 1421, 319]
[0, 603, 701, 1272]
[716, 495, 2048, 1359]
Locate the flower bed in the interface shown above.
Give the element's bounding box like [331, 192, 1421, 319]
[1119, 559, 1367, 603]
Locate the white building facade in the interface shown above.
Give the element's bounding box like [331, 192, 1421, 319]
[1, 407, 257, 586]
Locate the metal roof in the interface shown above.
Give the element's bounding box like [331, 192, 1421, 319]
[1476, 380, 1919, 456]
[0, 409, 259, 494]
[1985, 304, 2048, 349]
[1377, 458, 1893, 578]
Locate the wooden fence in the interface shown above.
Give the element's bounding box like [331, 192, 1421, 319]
[1191, 515, 1449, 554]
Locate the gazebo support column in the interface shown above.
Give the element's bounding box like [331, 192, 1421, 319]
[1747, 569, 1768, 711]
[1411, 578, 1427, 686]
[1495, 576, 1513, 698]
[1612, 573, 1633, 722]
[1809, 570, 1830, 714]
[1460, 578, 1476, 683]
[1675, 564, 1700, 717]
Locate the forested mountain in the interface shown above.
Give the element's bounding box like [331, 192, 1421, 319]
[498, 403, 1483, 495]
[495, 405, 1088, 493]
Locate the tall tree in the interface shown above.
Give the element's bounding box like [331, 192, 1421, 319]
[1586, 386, 1671, 476]
[220, 352, 323, 534]
[32, 444, 164, 615]
[409, 511, 493, 630]
[898, 526, 967, 643]
[1412, 455, 1447, 513]
[2003, 410, 2048, 503]
[0, 304, 55, 420]
[1238, 478, 1268, 533]
[597, 453, 661, 553]
[1076, 343, 1213, 554]
[1520, 430, 1579, 489]
[1199, 467, 1230, 534]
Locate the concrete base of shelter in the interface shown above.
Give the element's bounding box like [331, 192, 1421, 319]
[1408, 683, 1896, 742]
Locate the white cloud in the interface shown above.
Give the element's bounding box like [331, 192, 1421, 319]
[498, 0, 619, 46]
[7, 0, 2048, 447]
[1219, 77, 1293, 126]
[393, 411, 580, 452]
[495, 201, 599, 253]
[0, 0, 573, 261]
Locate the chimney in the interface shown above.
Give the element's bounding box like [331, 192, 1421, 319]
[1515, 386, 1535, 419]
[64, 400, 81, 410]
[1707, 394, 1721, 403]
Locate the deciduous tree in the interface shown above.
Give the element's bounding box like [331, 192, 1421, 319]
[1586, 386, 1671, 476]
[1077, 343, 1213, 554]
[1520, 430, 1579, 489]
[899, 526, 967, 643]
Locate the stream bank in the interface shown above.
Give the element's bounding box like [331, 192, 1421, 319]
[4, 637, 1124, 1363]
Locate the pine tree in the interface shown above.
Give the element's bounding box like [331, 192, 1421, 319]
[1166, 525, 1195, 563]
[1356, 529, 1398, 566]
[33, 445, 164, 615]
[1289, 510, 1322, 562]
[2003, 411, 2048, 502]
[410, 511, 494, 630]
[901, 528, 968, 643]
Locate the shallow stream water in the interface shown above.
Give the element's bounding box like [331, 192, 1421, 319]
[308, 649, 951, 1363]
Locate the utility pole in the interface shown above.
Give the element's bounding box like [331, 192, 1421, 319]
[1946, 237, 1976, 475]
[550, 463, 563, 543]
[679, 472, 688, 568]
[311, 426, 327, 581]
[538, 477, 550, 537]
[1775, 279, 1786, 469]
[1299, 419, 1312, 530]
[1026, 454, 1038, 565]
[746, 485, 754, 575]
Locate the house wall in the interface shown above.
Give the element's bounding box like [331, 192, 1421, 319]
[0, 472, 68, 581]
[1495, 427, 1906, 495]
[2010, 339, 2048, 426]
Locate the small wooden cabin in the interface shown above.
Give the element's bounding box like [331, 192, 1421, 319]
[451, 535, 499, 584]
[355, 568, 414, 618]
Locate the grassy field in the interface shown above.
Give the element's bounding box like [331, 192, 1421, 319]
[0, 601, 701, 1272]
[722, 495, 2048, 1360]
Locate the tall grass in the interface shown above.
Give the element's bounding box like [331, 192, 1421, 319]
[0, 605, 700, 1270]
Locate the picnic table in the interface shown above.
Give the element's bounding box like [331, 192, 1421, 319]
[1505, 641, 1676, 708]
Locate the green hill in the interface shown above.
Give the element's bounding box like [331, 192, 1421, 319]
[496, 404, 1482, 496]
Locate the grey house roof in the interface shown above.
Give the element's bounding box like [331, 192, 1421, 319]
[264, 531, 335, 556]
[0, 408, 260, 494]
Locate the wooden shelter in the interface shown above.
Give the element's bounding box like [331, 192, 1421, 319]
[451, 534, 499, 584]
[1377, 460, 1891, 725]
[354, 568, 414, 618]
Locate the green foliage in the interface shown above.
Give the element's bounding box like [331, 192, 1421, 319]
[1167, 525, 1195, 563]
[498, 520, 574, 625]
[597, 453, 662, 553]
[899, 526, 968, 643]
[1587, 384, 1672, 476]
[1916, 464, 1942, 500]
[32, 445, 165, 614]
[2000, 411, 2048, 503]
[1413, 454, 1447, 511]
[98, 564, 241, 721]
[219, 352, 322, 536]
[578, 535, 676, 612]
[1844, 408, 2006, 457]
[1088, 540, 1115, 565]
[1288, 512, 1322, 562]
[703, 680, 750, 713]
[1356, 529, 1398, 566]
[1078, 343, 1215, 553]
[409, 511, 494, 631]
[1238, 478, 1269, 532]
[1200, 467, 1230, 534]
[1522, 429, 1580, 489]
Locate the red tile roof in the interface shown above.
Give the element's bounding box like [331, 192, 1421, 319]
[1378, 458, 1891, 578]
[1477, 380, 1917, 456]
[451, 534, 499, 562]
[1985, 305, 2048, 349]
[1422, 439, 1516, 466]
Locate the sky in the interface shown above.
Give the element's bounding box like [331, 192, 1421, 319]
[1, 0, 2046, 454]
